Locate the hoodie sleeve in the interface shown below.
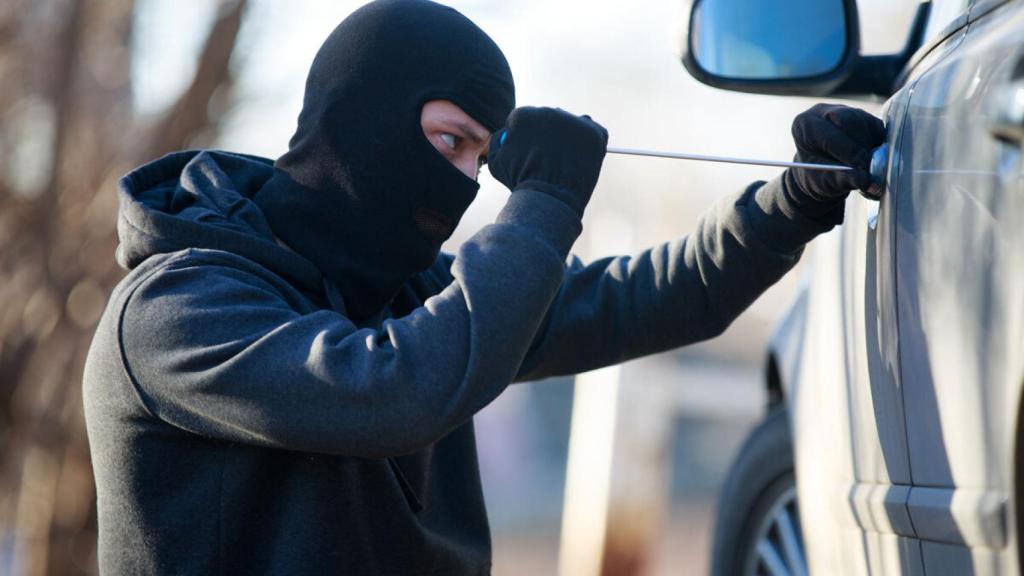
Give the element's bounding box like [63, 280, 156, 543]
[515, 177, 833, 381]
[120, 189, 580, 458]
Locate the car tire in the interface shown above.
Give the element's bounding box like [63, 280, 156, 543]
[710, 405, 806, 576]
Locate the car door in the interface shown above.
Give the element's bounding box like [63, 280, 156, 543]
[796, 3, 975, 573]
[894, 0, 1024, 574]
[795, 41, 931, 576]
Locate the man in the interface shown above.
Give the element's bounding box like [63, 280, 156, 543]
[83, 0, 884, 573]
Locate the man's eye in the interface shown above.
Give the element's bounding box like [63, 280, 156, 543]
[440, 133, 457, 150]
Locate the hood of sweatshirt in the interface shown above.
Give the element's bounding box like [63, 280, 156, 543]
[115, 150, 325, 298]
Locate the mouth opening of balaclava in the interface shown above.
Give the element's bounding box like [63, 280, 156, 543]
[253, 0, 515, 323]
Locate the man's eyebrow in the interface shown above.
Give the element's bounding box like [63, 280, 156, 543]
[445, 120, 489, 144]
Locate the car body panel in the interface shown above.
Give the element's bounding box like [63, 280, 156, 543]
[839, 88, 910, 489]
[893, 0, 1024, 571]
[771, 1, 1024, 573]
[788, 221, 868, 574]
[786, 18, 970, 575]
[713, 0, 1024, 572]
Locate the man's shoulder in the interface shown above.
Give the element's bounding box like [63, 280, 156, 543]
[114, 247, 306, 310]
[118, 247, 262, 284]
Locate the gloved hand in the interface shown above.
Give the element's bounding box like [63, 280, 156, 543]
[488, 106, 608, 217]
[782, 103, 886, 220]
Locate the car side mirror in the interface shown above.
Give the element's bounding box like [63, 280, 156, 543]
[680, 0, 932, 99]
[681, 0, 859, 96]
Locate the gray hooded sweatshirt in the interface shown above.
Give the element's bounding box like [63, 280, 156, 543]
[83, 148, 828, 574]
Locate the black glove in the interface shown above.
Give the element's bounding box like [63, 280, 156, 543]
[488, 106, 608, 217]
[782, 103, 886, 221]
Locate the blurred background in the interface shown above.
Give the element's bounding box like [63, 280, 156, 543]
[0, 0, 918, 574]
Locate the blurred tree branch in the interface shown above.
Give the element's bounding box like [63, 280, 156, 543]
[143, 0, 246, 157]
[0, 0, 249, 573]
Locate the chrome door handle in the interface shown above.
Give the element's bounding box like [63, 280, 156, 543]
[989, 82, 1024, 145]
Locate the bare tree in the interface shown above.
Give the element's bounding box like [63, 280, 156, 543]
[0, 1, 248, 573]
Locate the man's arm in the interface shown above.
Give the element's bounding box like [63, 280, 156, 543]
[120, 190, 578, 459]
[118, 107, 608, 460]
[516, 103, 885, 381]
[515, 178, 822, 381]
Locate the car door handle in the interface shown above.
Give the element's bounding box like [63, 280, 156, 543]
[866, 143, 889, 230]
[989, 81, 1024, 145]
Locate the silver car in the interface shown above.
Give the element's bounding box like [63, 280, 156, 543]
[681, 0, 1024, 574]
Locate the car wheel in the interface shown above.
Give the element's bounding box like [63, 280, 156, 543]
[710, 405, 807, 576]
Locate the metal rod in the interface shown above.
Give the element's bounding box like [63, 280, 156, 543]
[606, 146, 852, 172]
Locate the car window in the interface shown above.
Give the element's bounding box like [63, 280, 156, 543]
[923, 0, 971, 41]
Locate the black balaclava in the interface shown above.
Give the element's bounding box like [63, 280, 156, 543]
[254, 0, 515, 323]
